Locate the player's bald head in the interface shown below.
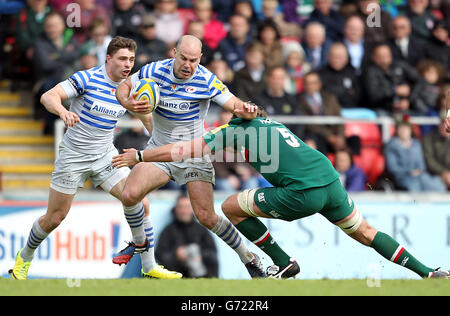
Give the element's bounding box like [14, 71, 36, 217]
[176, 35, 203, 55]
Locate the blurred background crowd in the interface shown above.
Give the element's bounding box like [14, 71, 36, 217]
[0, 0, 449, 194]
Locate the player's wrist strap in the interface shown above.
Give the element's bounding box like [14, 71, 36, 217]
[136, 150, 144, 162]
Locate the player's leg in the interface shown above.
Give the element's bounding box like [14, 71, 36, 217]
[336, 207, 438, 278]
[10, 188, 74, 279]
[222, 189, 294, 275]
[186, 180, 264, 277]
[108, 176, 153, 267]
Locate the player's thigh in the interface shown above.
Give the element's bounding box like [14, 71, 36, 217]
[253, 186, 323, 221]
[40, 188, 75, 232]
[222, 190, 272, 224]
[121, 162, 170, 205]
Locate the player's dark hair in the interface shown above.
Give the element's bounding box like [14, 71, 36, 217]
[106, 36, 137, 59]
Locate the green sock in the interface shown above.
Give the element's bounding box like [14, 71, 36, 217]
[236, 218, 291, 267]
[370, 231, 434, 278]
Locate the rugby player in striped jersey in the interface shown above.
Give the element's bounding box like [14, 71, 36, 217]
[9, 37, 181, 280]
[116, 35, 265, 278]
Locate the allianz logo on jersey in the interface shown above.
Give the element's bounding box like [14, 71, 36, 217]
[91, 103, 126, 118]
[160, 100, 197, 111]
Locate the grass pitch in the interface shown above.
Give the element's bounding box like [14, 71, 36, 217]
[0, 278, 448, 296]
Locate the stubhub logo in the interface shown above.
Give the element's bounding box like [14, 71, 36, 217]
[0, 203, 129, 279]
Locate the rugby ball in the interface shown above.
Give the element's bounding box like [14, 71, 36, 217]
[130, 78, 160, 113]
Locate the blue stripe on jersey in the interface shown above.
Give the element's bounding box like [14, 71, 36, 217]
[207, 74, 215, 87]
[157, 107, 200, 117]
[80, 117, 116, 130]
[81, 110, 118, 124]
[154, 109, 199, 121]
[90, 78, 116, 90]
[159, 91, 210, 100]
[76, 72, 87, 89]
[84, 97, 94, 105]
[86, 92, 120, 105]
[82, 104, 91, 111]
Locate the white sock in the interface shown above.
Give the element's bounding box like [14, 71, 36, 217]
[123, 203, 146, 245]
[142, 216, 156, 272]
[211, 215, 254, 264]
[21, 218, 49, 262]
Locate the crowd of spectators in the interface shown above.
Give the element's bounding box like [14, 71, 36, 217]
[0, 0, 449, 192]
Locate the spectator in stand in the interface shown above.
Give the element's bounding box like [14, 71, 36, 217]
[218, 14, 253, 72]
[256, 18, 283, 69]
[33, 12, 79, 134]
[111, 0, 146, 40]
[405, 0, 438, 41]
[298, 71, 346, 154]
[133, 14, 168, 73]
[414, 59, 446, 115]
[233, 0, 260, 36]
[343, 15, 373, 75]
[357, 0, 392, 44]
[363, 44, 422, 116]
[233, 42, 268, 102]
[61, 0, 111, 44]
[302, 22, 332, 71]
[212, 0, 235, 23]
[253, 66, 299, 116]
[12, 0, 53, 78]
[282, 41, 311, 95]
[78, 51, 98, 70]
[423, 20, 449, 77]
[154, 0, 184, 49]
[334, 148, 367, 192]
[385, 118, 447, 192]
[259, 0, 302, 39]
[318, 42, 362, 109]
[388, 15, 426, 67]
[156, 194, 218, 278]
[422, 117, 450, 190]
[305, 0, 345, 42]
[79, 18, 112, 67]
[190, 0, 227, 50]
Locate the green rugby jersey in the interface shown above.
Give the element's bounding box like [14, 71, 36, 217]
[203, 117, 339, 190]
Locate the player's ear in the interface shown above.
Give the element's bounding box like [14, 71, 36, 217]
[106, 54, 111, 64]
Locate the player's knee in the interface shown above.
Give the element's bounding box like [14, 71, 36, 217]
[44, 211, 67, 232]
[121, 188, 142, 207]
[194, 208, 216, 229]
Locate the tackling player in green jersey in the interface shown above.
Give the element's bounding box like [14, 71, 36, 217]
[112, 110, 449, 279]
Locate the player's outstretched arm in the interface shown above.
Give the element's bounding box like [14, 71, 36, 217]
[116, 76, 150, 113]
[112, 137, 211, 168]
[223, 96, 258, 120]
[40, 84, 80, 128]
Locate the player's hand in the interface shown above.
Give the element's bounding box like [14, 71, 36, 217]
[445, 116, 450, 134]
[234, 101, 258, 120]
[125, 92, 150, 113]
[60, 110, 80, 128]
[112, 148, 138, 168]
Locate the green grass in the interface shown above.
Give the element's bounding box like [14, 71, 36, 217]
[0, 278, 448, 296]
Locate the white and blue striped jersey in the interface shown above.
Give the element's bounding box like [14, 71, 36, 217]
[131, 58, 234, 146]
[60, 65, 127, 154]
